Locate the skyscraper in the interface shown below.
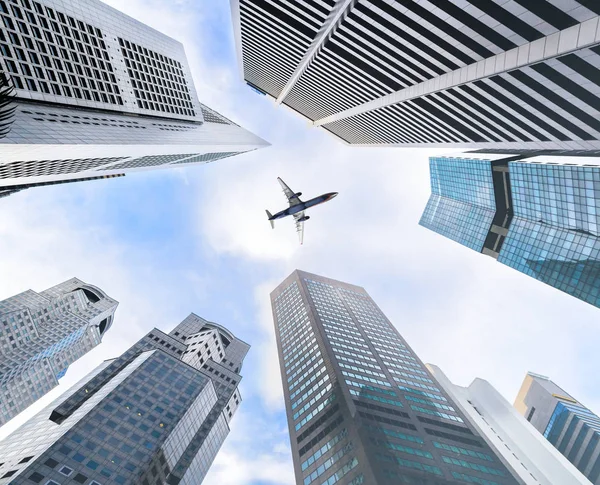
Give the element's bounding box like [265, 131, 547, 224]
[0, 0, 268, 198]
[419, 153, 600, 309]
[514, 372, 600, 484]
[430, 366, 592, 485]
[0, 313, 248, 485]
[271, 270, 520, 485]
[0, 277, 117, 427]
[232, 0, 600, 150]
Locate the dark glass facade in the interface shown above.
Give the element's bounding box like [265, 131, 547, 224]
[0, 314, 248, 485]
[271, 270, 520, 485]
[420, 156, 600, 309]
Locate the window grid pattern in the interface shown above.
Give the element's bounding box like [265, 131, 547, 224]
[0, 155, 126, 178]
[0, 0, 122, 104]
[442, 456, 506, 477]
[419, 157, 496, 252]
[301, 428, 347, 472]
[498, 161, 600, 308]
[272, 272, 518, 485]
[119, 38, 194, 116]
[0, 279, 117, 426]
[106, 154, 199, 170]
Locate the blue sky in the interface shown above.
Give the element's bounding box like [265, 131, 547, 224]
[1, 1, 600, 484]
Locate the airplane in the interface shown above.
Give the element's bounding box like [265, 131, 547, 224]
[266, 177, 338, 245]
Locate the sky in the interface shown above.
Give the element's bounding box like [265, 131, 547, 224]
[1, 1, 600, 484]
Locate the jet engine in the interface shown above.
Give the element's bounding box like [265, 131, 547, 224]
[295, 192, 302, 197]
[298, 215, 310, 222]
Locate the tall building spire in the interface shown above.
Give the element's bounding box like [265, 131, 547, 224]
[271, 270, 520, 484]
[0, 0, 268, 198]
[0, 277, 118, 426]
[0, 313, 249, 485]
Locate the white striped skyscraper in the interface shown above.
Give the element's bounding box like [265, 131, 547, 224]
[0, 0, 268, 198]
[0, 278, 117, 426]
[232, 0, 600, 151]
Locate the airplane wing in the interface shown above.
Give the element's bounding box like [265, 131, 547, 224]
[293, 211, 305, 245]
[278, 177, 302, 207]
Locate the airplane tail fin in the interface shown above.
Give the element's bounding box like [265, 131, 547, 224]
[266, 210, 275, 229]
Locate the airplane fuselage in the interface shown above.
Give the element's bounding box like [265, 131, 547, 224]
[269, 192, 338, 220]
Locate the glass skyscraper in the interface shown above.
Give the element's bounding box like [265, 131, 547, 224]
[514, 372, 600, 484]
[0, 0, 268, 198]
[0, 313, 248, 485]
[271, 270, 520, 485]
[233, 0, 600, 151]
[419, 154, 600, 309]
[0, 277, 117, 427]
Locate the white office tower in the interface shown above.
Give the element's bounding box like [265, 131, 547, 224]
[0, 0, 268, 198]
[0, 278, 118, 427]
[430, 365, 592, 485]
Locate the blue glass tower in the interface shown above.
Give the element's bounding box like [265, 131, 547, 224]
[420, 155, 600, 309]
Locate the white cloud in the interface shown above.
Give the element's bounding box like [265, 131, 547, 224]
[203, 409, 295, 485]
[0, 187, 188, 439]
[2, 2, 600, 484]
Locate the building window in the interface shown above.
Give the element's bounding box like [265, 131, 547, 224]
[526, 407, 536, 422]
[58, 465, 73, 476]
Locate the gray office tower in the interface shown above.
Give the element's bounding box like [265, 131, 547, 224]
[419, 153, 600, 309]
[0, 278, 117, 427]
[271, 270, 520, 485]
[0, 313, 248, 485]
[514, 372, 600, 484]
[0, 0, 268, 199]
[232, 0, 600, 151]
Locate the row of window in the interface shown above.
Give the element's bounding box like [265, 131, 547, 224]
[433, 442, 493, 462]
[303, 444, 353, 485]
[410, 405, 464, 423]
[284, 338, 317, 368]
[395, 378, 440, 392]
[301, 428, 348, 471]
[370, 437, 433, 459]
[376, 452, 442, 476]
[293, 382, 333, 420]
[330, 342, 376, 362]
[399, 386, 448, 403]
[288, 356, 323, 386]
[442, 456, 505, 477]
[290, 367, 327, 400]
[338, 362, 386, 379]
[296, 394, 337, 432]
[342, 370, 391, 387]
[348, 389, 403, 408]
[404, 395, 455, 412]
[365, 424, 423, 444]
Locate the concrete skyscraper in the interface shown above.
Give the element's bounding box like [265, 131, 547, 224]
[514, 372, 600, 484]
[0, 277, 117, 427]
[419, 153, 600, 309]
[0, 0, 268, 198]
[271, 270, 520, 485]
[0, 313, 248, 485]
[431, 366, 592, 485]
[233, 0, 600, 150]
